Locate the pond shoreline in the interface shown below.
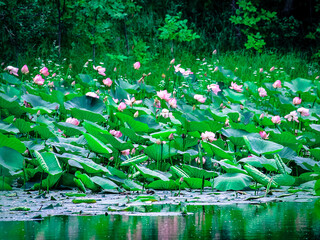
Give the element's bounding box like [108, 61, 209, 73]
[1, 187, 319, 221]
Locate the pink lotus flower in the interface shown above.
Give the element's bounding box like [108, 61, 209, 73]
[258, 87, 267, 97]
[133, 62, 141, 70]
[48, 81, 54, 87]
[124, 95, 136, 107]
[214, 66, 219, 72]
[66, 117, 80, 126]
[297, 107, 310, 116]
[272, 80, 282, 88]
[40, 67, 49, 77]
[174, 64, 181, 72]
[195, 157, 206, 164]
[110, 129, 122, 138]
[93, 65, 106, 76]
[284, 111, 299, 122]
[230, 82, 243, 92]
[103, 78, 112, 87]
[271, 115, 281, 124]
[121, 149, 130, 156]
[157, 90, 171, 102]
[71, 81, 76, 86]
[259, 131, 269, 139]
[52, 73, 56, 77]
[201, 131, 217, 142]
[260, 113, 264, 119]
[194, 94, 206, 103]
[160, 109, 172, 118]
[21, 65, 29, 74]
[270, 66, 275, 72]
[170, 59, 175, 64]
[207, 84, 221, 95]
[33, 74, 45, 85]
[259, 68, 263, 73]
[118, 102, 126, 111]
[134, 111, 139, 118]
[113, 98, 119, 104]
[168, 98, 177, 108]
[86, 92, 99, 98]
[293, 97, 301, 105]
[4, 66, 19, 76]
[212, 49, 217, 55]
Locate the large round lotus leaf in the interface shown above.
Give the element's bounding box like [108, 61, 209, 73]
[214, 173, 252, 191]
[223, 89, 246, 104]
[309, 148, 320, 161]
[244, 136, 284, 155]
[284, 78, 313, 93]
[0, 146, 23, 176]
[65, 96, 105, 113]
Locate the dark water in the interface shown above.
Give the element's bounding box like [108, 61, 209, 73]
[1, 201, 320, 240]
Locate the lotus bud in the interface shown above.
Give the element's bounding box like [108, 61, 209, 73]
[134, 111, 139, 118]
[168, 133, 174, 140]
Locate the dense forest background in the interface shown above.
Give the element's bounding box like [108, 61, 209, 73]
[1, 0, 320, 66]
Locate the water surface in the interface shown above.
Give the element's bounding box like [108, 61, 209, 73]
[1, 201, 320, 239]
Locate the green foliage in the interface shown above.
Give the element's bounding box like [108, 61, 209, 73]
[230, 0, 277, 52]
[158, 12, 200, 42]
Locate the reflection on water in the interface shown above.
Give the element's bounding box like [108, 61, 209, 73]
[1, 201, 320, 240]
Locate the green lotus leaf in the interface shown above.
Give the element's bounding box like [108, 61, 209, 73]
[71, 158, 111, 175]
[71, 108, 106, 123]
[54, 122, 85, 136]
[122, 179, 143, 191]
[0, 122, 19, 134]
[223, 89, 246, 104]
[0, 133, 26, 153]
[33, 125, 58, 141]
[65, 96, 105, 113]
[91, 176, 119, 190]
[310, 148, 320, 161]
[239, 156, 277, 172]
[182, 178, 211, 189]
[75, 171, 99, 192]
[116, 112, 149, 133]
[150, 128, 177, 139]
[146, 180, 178, 190]
[182, 164, 218, 179]
[215, 160, 247, 174]
[284, 78, 313, 93]
[84, 133, 113, 154]
[201, 141, 233, 160]
[121, 154, 148, 167]
[214, 173, 252, 191]
[0, 72, 21, 85]
[78, 74, 95, 87]
[135, 165, 169, 181]
[34, 151, 63, 175]
[273, 174, 295, 186]
[244, 136, 284, 155]
[0, 146, 23, 177]
[269, 131, 301, 151]
[144, 143, 177, 161]
[22, 94, 57, 110]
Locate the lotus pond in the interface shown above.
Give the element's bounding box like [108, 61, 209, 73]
[0, 58, 320, 231]
[1, 196, 320, 239]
